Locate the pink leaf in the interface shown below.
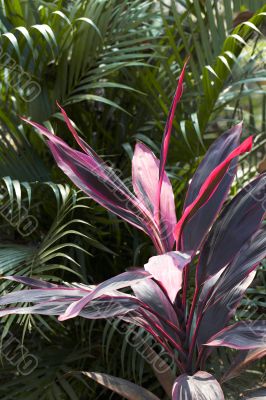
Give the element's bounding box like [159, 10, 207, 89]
[56, 102, 102, 161]
[132, 142, 177, 251]
[21, 117, 165, 250]
[172, 371, 224, 400]
[144, 251, 191, 303]
[154, 60, 188, 225]
[58, 270, 151, 321]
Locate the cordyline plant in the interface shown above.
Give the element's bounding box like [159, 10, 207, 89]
[1, 62, 266, 399]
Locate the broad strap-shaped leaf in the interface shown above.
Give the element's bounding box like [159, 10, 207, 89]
[0, 278, 142, 320]
[132, 142, 176, 251]
[180, 160, 238, 256]
[205, 226, 266, 304]
[206, 321, 266, 350]
[56, 102, 103, 161]
[222, 348, 266, 383]
[198, 224, 266, 319]
[184, 124, 242, 208]
[0, 302, 73, 317]
[80, 296, 142, 319]
[154, 60, 187, 225]
[172, 371, 224, 399]
[47, 140, 148, 227]
[197, 267, 226, 316]
[243, 388, 266, 399]
[197, 271, 256, 347]
[0, 277, 177, 354]
[203, 227, 263, 320]
[80, 371, 160, 400]
[21, 118, 104, 176]
[119, 309, 174, 352]
[197, 174, 266, 285]
[132, 278, 180, 342]
[0, 279, 87, 317]
[22, 117, 163, 252]
[174, 135, 253, 252]
[0, 291, 177, 347]
[58, 269, 151, 321]
[144, 251, 191, 303]
[181, 124, 242, 253]
[0, 297, 141, 319]
[2, 275, 60, 288]
[0, 287, 88, 305]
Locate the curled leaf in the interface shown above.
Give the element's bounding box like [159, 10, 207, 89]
[144, 251, 191, 303]
[172, 371, 224, 399]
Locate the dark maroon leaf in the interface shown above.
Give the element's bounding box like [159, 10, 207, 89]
[132, 278, 180, 342]
[206, 321, 266, 350]
[48, 141, 149, 231]
[196, 230, 266, 360]
[197, 271, 256, 347]
[180, 159, 238, 254]
[197, 174, 266, 285]
[207, 226, 266, 301]
[184, 124, 242, 208]
[198, 224, 266, 315]
[181, 123, 243, 253]
[243, 388, 266, 399]
[174, 135, 252, 253]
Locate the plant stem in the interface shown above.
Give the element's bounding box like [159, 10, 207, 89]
[186, 312, 203, 370]
[182, 264, 189, 310]
[186, 284, 199, 340]
[140, 310, 186, 373]
[141, 310, 187, 359]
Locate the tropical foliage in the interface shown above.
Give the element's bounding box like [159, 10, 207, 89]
[1, 58, 266, 399]
[0, 0, 265, 399]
